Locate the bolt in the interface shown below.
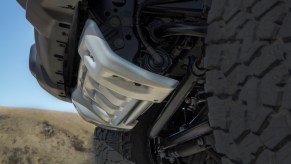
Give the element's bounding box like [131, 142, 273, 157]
[185, 98, 191, 104]
[179, 126, 185, 131]
[113, 38, 124, 49]
[197, 138, 204, 146]
[110, 17, 121, 27]
[159, 152, 166, 158]
[169, 158, 175, 163]
[112, 0, 126, 7]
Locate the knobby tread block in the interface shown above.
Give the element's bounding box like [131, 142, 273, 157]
[94, 128, 134, 164]
[205, 0, 291, 163]
[93, 108, 158, 164]
[260, 111, 291, 149]
[222, 0, 242, 22]
[207, 0, 227, 23]
[257, 3, 287, 39]
[252, 0, 283, 19]
[205, 44, 224, 68]
[260, 64, 289, 106]
[208, 97, 230, 130]
[255, 149, 275, 164]
[228, 103, 248, 141]
[276, 142, 291, 164]
[282, 78, 291, 109]
[279, 13, 291, 37]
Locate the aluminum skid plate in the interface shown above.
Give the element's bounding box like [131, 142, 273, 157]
[72, 19, 179, 130]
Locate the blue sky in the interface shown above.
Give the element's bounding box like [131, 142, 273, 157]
[0, 0, 75, 112]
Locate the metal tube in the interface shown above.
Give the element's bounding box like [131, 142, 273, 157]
[150, 73, 198, 138]
[163, 122, 212, 148]
[136, 0, 202, 64]
[167, 140, 209, 157]
[154, 23, 207, 38]
[142, 0, 204, 18]
[124, 101, 153, 125]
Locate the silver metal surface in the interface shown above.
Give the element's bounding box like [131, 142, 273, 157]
[72, 19, 179, 130]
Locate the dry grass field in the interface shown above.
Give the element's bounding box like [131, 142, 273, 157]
[0, 107, 95, 164]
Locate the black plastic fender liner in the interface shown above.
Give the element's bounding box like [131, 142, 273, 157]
[29, 44, 70, 101]
[17, 0, 80, 101]
[17, 0, 26, 9]
[29, 44, 37, 77]
[63, 1, 87, 98]
[18, 0, 79, 38]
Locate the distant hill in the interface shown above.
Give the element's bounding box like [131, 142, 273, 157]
[0, 107, 95, 164]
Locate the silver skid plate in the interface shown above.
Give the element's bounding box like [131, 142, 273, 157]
[72, 19, 179, 130]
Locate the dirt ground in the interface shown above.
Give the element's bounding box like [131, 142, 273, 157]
[0, 107, 96, 164]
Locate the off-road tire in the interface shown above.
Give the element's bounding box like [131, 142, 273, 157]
[93, 108, 156, 164]
[205, 0, 291, 163]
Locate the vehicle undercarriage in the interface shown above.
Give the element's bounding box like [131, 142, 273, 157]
[18, 0, 291, 163]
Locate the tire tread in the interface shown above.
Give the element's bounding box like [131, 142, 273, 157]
[205, 0, 291, 163]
